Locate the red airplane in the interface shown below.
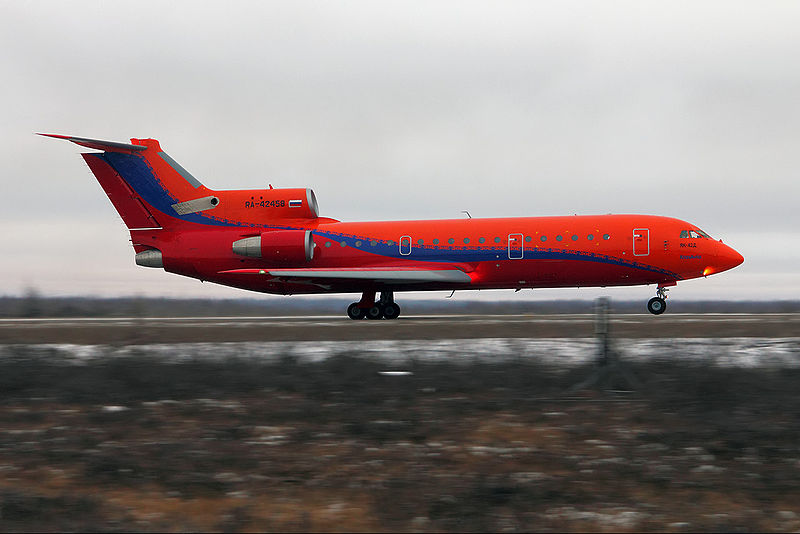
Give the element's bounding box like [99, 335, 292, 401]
[42, 134, 744, 319]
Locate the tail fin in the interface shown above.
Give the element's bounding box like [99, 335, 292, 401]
[40, 133, 222, 230]
[42, 134, 327, 229]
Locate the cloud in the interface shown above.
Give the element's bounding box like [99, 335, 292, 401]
[1, 1, 798, 297]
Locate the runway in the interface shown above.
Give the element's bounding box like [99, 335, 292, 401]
[1, 313, 797, 344]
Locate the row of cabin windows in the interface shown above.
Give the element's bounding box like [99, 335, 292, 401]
[323, 233, 611, 248]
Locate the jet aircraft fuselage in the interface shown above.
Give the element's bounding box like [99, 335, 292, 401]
[43, 134, 744, 319]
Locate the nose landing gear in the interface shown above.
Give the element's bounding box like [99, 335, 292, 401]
[347, 290, 401, 320]
[647, 286, 668, 315]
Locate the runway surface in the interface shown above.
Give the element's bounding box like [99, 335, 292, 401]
[0, 313, 797, 344]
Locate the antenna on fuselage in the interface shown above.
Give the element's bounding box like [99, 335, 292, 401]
[461, 211, 472, 219]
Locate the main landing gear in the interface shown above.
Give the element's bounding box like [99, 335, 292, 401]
[647, 286, 669, 315]
[347, 290, 401, 320]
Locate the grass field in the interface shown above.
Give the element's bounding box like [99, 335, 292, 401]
[1, 342, 799, 531]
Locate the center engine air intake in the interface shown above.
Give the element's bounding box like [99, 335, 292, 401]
[232, 230, 314, 263]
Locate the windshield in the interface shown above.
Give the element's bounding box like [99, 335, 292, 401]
[680, 229, 712, 239]
[695, 229, 712, 238]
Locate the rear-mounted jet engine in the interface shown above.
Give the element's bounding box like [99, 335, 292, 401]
[232, 230, 314, 264]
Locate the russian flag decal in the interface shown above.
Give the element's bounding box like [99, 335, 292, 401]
[289, 199, 302, 207]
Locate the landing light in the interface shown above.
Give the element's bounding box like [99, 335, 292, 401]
[703, 267, 714, 277]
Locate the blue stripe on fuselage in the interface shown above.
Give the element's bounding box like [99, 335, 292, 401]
[310, 229, 681, 279]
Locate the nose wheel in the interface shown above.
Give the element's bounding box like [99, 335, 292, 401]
[347, 290, 401, 320]
[647, 297, 666, 315]
[647, 287, 668, 315]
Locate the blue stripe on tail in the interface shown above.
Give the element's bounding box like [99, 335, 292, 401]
[100, 152, 238, 227]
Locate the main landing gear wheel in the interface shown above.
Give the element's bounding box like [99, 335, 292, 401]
[647, 296, 667, 315]
[346, 290, 401, 320]
[382, 302, 401, 320]
[366, 305, 384, 320]
[347, 302, 365, 320]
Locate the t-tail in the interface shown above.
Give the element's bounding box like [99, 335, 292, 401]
[39, 134, 322, 231]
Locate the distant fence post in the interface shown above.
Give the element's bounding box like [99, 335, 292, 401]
[595, 297, 610, 366]
[566, 297, 640, 393]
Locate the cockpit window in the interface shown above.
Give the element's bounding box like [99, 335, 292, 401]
[681, 229, 711, 239]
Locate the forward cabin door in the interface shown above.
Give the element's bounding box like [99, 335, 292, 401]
[508, 233, 524, 259]
[633, 228, 650, 256]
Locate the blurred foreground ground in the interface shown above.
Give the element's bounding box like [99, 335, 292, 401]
[1, 314, 799, 532]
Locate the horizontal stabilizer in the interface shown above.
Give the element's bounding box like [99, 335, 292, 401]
[38, 133, 146, 153]
[219, 267, 473, 284]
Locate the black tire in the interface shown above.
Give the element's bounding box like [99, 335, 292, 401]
[366, 305, 384, 320]
[382, 303, 401, 320]
[347, 302, 365, 320]
[647, 297, 667, 315]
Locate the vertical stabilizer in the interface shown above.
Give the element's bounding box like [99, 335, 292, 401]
[41, 134, 220, 229]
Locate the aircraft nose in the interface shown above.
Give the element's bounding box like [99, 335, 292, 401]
[703, 242, 744, 276]
[727, 246, 745, 269]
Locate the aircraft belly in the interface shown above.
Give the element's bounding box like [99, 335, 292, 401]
[205, 256, 674, 295]
[465, 257, 669, 287]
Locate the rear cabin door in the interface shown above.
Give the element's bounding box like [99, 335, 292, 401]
[399, 235, 412, 255]
[633, 228, 650, 256]
[508, 233, 524, 259]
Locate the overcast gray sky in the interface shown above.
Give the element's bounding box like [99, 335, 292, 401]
[1, 1, 798, 301]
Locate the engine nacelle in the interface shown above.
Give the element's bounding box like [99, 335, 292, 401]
[229, 188, 320, 220]
[232, 230, 314, 263]
[135, 249, 163, 268]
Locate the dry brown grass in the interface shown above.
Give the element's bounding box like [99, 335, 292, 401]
[1, 348, 800, 531]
